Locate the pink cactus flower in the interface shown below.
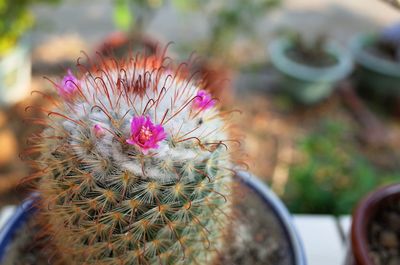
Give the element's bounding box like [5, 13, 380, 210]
[58, 69, 79, 99]
[126, 115, 167, 154]
[93, 124, 105, 138]
[193, 90, 215, 110]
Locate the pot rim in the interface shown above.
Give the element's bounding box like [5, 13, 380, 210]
[350, 33, 400, 78]
[351, 183, 400, 265]
[268, 37, 353, 82]
[0, 172, 307, 265]
[236, 171, 307, 265]
[0, 196, 36, 260]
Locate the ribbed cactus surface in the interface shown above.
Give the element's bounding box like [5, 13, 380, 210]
[28, 52, 235, 265]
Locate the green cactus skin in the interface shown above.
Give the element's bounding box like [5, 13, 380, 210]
[27, 52, 236, 265]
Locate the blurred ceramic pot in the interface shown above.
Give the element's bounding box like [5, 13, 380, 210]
[351, 33, 400, 101]
[347, 184, 400, 265]
[189, 58, 234, 106]
[268, 38, 353, 105]
[0, 37, 31, 106]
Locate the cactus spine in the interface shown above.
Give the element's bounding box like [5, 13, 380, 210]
[27, 51, 236, 265]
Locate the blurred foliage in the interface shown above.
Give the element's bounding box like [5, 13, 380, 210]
[176, 0, 280, 61]
[202, 0, 280, 58]
[282, 120, 400, 215]
[113, 0, 164, 32]
[0, 0, 59, 56]
[281, 31, 338, 66]
[112, 0, 280, 62]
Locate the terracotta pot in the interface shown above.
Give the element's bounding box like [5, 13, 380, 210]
[349, 184, 400, 265]
[97, 31, 158, 60]
[190, 58, 234, 107]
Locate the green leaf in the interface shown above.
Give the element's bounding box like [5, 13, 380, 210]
[171, 0, 198, 11]
[113, 0, 134, 31]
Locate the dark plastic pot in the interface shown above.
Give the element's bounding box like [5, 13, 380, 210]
[351, 33, 400, 100]
[268, 38, 353, 104]
[347, 183, 400, 265]
[0, 171, 307, 265]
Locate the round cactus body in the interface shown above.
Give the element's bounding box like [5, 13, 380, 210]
[28, 52, 236, 265]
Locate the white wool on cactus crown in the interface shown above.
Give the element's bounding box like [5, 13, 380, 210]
[54, 67, 230, 182]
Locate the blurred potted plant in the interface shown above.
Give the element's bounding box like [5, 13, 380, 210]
[351, 24, 400, 109]
[101, 0, 280, 103]
[269, 32, 353, 105]
[106, 0, 280, 64]
[0, 0, 58, 105]
[175, 0, 280, 104]
[347, 184, 400, 265]
[0, 1, 32, 105]
[185, 0, 279, 63]
[99, 0, 164, 57]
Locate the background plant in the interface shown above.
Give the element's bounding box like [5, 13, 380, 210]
[112, 0, 280, 64]
[113, 0, 165, 32]
[282, 120, 400, 215]
[280, 30, 338, 66]
[177, 0, 280, 63]
[0, 0, 59, 56]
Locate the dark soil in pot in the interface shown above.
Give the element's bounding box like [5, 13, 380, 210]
[3, 182, 295, 265]
[350, 184, 400, 265]
[367, 196, 400, 265]
[285, 47, 338, 67]
[215, 181, 294, 265]
[351, 33, 400, 116]
[283, 35, 339, 67]
[365, 41, 400, 63]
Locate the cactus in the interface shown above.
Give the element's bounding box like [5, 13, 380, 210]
[26, 51, 237, 265]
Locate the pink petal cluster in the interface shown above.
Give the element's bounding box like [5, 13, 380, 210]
[193, 90, 215, 110]
[126, 115, 167, 154]
[58, 69, 79, 99]
[93, 124, 105, 138]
